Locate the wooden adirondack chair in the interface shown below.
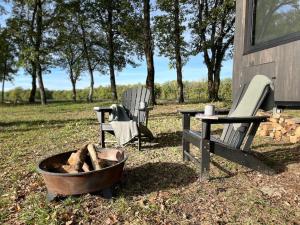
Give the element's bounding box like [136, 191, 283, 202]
[179, 75, 275, 180]
[94, 86, 154, 151]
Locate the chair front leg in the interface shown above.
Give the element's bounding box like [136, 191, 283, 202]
[182, 113, 191, 161]
[137, 111, 141, 151]
[137, 130, 141, 151]
[145, 110, 149, 127]
[99, 111, 105, 148]
[200, 121, 211, 181]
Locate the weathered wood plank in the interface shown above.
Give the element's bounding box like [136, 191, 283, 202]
[130, 88, 137, 117]
[233, 0, 300, 106]
[134, 87, 142, 119]
[121, 87, 151, 124]
[183, 151, 202, 165]
[183, 129, 201, 149]
[139, 87, 147, 123]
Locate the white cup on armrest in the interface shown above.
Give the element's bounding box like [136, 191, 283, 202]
[139, 102, 146, 110]
[204, 104, 215, 116]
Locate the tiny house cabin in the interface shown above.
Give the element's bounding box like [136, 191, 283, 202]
[233, 0, 300, 109]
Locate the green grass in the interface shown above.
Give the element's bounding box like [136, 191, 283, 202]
[0, 101, 300, 224]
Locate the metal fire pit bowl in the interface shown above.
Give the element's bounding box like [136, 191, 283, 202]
[37, 148, 127, 200]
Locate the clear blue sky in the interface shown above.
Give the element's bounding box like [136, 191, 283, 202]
[1, 2, 233, 91]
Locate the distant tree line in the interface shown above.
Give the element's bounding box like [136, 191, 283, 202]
[0, 0, 235, 105]
[3, 79, 232, 103]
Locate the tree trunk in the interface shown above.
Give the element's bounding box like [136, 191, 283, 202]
[109, 62, 117, 101]
[71, 81, 77, 102]
[35, 0, 46, 105]
[37, 64, 47, 104]
[108, 5, 118, 101]
[29, 63, 37, 103]
[175, 61, 184, 103]
[88, 68, 94, 102]
[80, 24, 94, 102]
[143, 0, 156, 105]
[213, 66, 221, 101]
[207, 68, 214, 101]
[207, 68, 220, 102]
[1, 72, 5, 104]
[70, 68, 77, 102]
[29, 6, 37, 104]
[174, 0, 184, 103]
[145, 52, 155, 105]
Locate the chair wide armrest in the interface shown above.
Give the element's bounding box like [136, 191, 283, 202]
[178, 109, 230, 116]
[197, 115, 269, 124]
[93, 107, 112, 112]
[138, 106, 153, 111]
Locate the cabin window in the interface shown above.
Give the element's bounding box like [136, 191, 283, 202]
[245, 0, 300, 53]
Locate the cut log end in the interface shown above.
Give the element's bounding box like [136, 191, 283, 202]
[82, 162, 91, 172]
[67, 144, 88, 170]
[257, 111, 300, 143]
[61, 165, 78, 174]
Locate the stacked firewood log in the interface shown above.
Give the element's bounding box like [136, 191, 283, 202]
[257, 112, 300, 143]
[56, 144, 124, 174]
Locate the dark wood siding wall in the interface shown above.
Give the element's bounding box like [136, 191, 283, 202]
[233, 0, 300, 108]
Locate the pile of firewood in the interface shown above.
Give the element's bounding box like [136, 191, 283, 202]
[257, 112, 300, 143]
[56, 144, 124, 174]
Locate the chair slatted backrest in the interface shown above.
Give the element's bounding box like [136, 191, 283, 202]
[122, 86, 151, 124]
[220, 75, 272, 149]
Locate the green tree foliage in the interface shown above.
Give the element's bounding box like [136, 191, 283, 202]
[154, 0, 189, 103]
[189, 0, 235, 101]
[6, 3, 37, 103]
[86, 0, 143, 100]
[8, 0, 57, 104]
[0, 28, 17, 103]
[54, 0, 86, 102]
[75, 0, 103, 103]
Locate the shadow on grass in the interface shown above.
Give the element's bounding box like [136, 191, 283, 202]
[210, 145, 300, 175]
[122, 162, 197, 196]
[254, 142, 296, 149]
[142, 129, 223, 149]
[143, 130, 300, 175]
[145, 131, 300, 175]
[255, 145, 300, 172]
[0, 118, 96, 132]
[148, 131, 182, 148]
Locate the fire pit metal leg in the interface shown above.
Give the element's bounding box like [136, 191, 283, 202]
[101, 188, 113, 199]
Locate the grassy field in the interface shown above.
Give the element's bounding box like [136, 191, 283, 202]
[0, 101, 299, 224]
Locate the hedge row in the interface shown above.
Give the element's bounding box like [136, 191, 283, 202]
[4, 79, 232, 103]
